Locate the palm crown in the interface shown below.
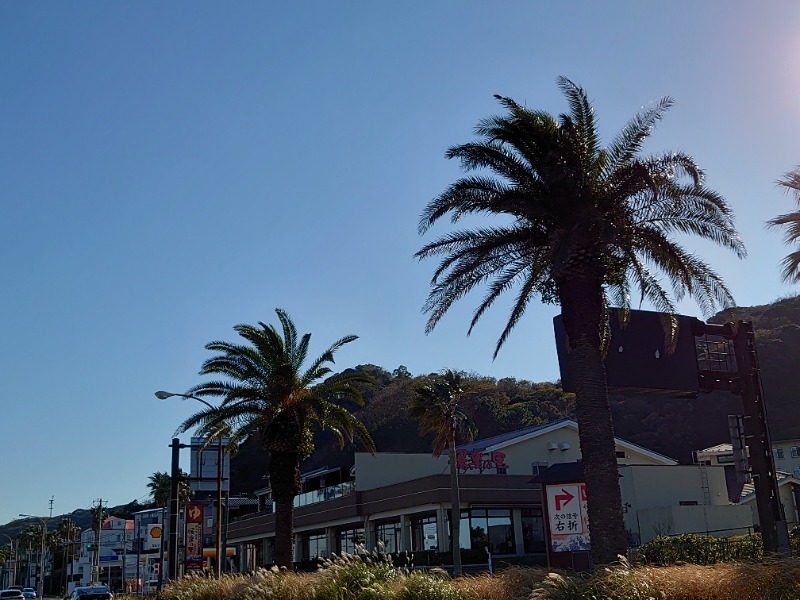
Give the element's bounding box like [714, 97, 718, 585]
[179, 308, 375, 458]
[418, 76, 745, 357]
[767, 167, 800, 283]
[409, 370, 477, 457]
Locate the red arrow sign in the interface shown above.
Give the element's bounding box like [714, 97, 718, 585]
[555, 488, 574, 511]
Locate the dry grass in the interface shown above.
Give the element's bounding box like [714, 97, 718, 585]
[598, 558, 800, 600]
[154, 557, 800, 600]
[454, 566, 554, 600]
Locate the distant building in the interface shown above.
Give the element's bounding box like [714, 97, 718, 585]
[72, 517, 134, 591]
[694, 441, 800, 531]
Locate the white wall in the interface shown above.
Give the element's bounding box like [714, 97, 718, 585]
[620, 465, 730, 510]
[635, 505, 755, 544]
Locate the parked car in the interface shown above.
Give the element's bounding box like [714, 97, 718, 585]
[1, 590, 25, 600]
[21, 588, 35, 600]
[68, 586, 113, 600]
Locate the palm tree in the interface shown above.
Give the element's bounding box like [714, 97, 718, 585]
[416, 77, 745, 564]
[767, 167, 800, 283]
[408, 370, 477, 576]
[177, 308, 376, 569]
[147, 470, 192, 508]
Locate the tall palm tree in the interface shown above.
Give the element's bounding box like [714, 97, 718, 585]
[408, 370, 477, 576]
[767, 167, 800, 283]
[177, 308, 376, 569]
[416, 77, 745, 564]
[147, 470, 192, 508]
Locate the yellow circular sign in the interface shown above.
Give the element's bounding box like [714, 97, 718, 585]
[150, 526, 163, 538]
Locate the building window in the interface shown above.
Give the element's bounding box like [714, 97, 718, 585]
[337, 527, 364, 555]
[615, 451, 627, 459]
[375, 521, 402, 554]
[303, 532, 327, 560]
[521, 508, 545, 553]
[774, 448, 785, 460]
[410, 514, 438, 552]
[791, 446, 800, 458]
[460, 508, 515, 555]
[679, 501, 699, 506]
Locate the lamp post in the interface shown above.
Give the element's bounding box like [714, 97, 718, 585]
[155, 391, 225, 578]
[1, 534, 16, 589]
[19, 515, 47, 598]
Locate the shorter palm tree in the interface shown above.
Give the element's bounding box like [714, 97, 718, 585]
[409, 370, 477, 576]
[767, 167, 800, 283]
[147, 470, 192, 508]
[177, 308, 376, 569]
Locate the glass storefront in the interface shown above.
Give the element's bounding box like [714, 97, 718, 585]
[375, 520, 402, 554]
[337, 527, 364, 555]
[410, 514, 439, 552]
[521, 508, 545, 553]
[458, 508, 515, 555]
[303, 532, 327, 560]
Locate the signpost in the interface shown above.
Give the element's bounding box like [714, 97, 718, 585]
[545, 483, 590, 552]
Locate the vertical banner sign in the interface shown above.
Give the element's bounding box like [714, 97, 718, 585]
[147, 524, 163, 550]
[546, 483, 590, 552]
[185, 504, 204, 570]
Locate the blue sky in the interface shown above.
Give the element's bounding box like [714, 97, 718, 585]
[2, 2, 799, 525]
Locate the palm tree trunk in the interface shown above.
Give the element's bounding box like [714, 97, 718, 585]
[273, 498, 294, 569]
[269, 450, 301, 569]
[448, 432, 463, 576]
[559, 275, 628, 566]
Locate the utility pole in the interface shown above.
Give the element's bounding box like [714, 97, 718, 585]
[93, 499, 105, 584]
[695, 320, 788, 553]
[168, 438, 182, 582]
[48, 497, 54, 519]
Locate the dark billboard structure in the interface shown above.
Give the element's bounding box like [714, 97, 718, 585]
[554, 309, 702, 395]
[553, 309, 788, 554]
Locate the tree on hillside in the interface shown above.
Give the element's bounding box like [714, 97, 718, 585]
[767, 167, 800, 283]
[147, 470, 191, 508]
[177, 308, 375, 569]
[409, 369, 477, 576]
[416, 77, 745, 564]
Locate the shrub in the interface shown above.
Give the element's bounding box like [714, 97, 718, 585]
[636, 533, 763, 566]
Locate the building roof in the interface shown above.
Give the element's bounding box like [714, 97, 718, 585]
[457, 418, 678, 465]
[457, 418, 573, 452]
[698, 443, 734, 454]
[740, 471, 800, 503]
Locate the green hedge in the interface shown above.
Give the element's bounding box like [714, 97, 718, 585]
[635, 533, 764, 565]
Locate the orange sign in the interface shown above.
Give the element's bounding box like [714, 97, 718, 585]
[186, 503, 204, 523]
[149, 526, 163, 539]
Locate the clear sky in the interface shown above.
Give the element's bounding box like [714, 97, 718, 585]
[1, 2, 799, 526]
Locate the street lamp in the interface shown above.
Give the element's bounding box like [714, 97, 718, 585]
[1, 534, 17, 589]
[19, 515, 46, 598]
[155, 391, 225, 578]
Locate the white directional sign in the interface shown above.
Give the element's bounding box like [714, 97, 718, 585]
[545, 482, 590, 552]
